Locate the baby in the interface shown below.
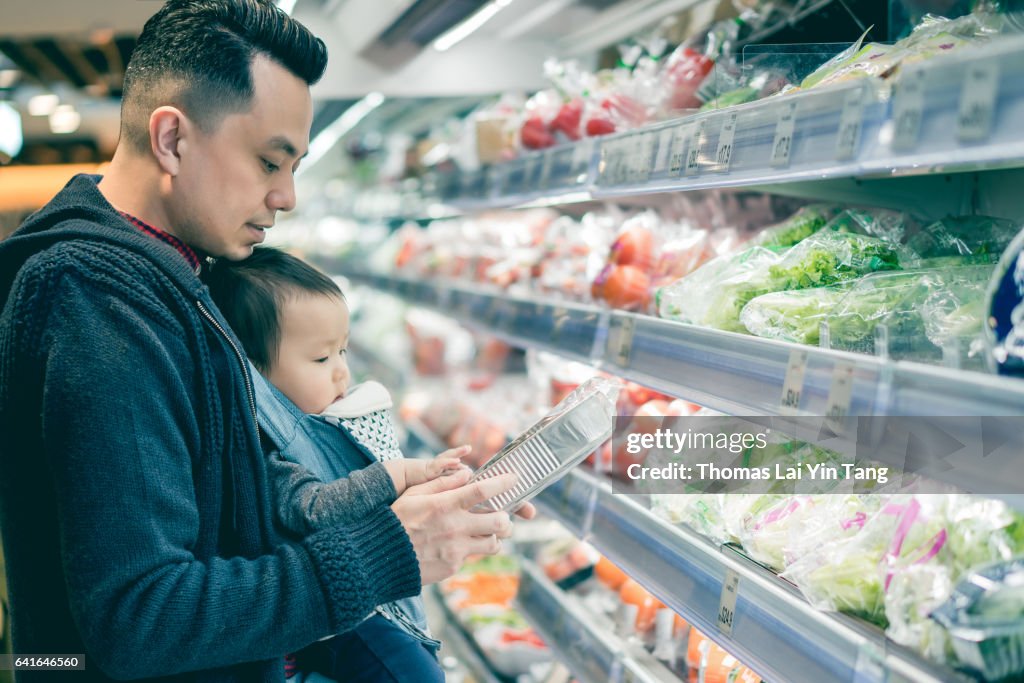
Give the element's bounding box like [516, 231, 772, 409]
[206, 246, 457, 683]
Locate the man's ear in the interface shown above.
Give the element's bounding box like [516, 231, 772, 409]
[149, 106, 189, 176]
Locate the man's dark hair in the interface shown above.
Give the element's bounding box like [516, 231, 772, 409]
[121, 0, 328, 152]
[205, 247, 344, 373]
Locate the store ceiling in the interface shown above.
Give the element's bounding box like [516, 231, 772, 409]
[0, 0, 704, 167]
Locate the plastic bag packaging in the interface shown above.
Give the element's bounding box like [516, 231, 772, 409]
[920, 265, 994, 362]
[766, 230, 913, 291]
[657, 246, 783, 332]
[781, 495, 949, 627]
[906, 215, 1019, 262]
[884, 563, 956, 664]
[932, 559, 1024, 681]
[737, 495, 816, 571]
[749, 204, 839, 249]
[740, 285, 851, 344]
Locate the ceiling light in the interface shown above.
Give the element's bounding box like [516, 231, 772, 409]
[49, 104, 81, 134]
[0, 70, 19, 89]
[0, 102, 23, 161]
[498, 0, 573, 40]
[298, 92, 385, 176]
[276, 0, 298, 15]
[433, 0, 514, 52]
[28, 93, 60, 117]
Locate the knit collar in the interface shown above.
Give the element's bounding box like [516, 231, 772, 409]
[118, 210, 203, 276]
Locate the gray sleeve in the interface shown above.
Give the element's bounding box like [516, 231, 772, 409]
[266, 452, 399, 536]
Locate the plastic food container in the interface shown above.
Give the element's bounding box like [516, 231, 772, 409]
[469, 377, 620, 512]
[931, 559, 1024, 681]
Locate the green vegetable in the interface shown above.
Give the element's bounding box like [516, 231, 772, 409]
[741, 286, 850, 344]
[699, 86, 759, 112]
[751, 205, 838, 249]
[767, 231, 907, 290]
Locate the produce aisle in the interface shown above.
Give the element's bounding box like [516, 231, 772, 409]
[272, 1, 1024, 681]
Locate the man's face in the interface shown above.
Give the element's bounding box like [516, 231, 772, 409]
[170, 55, 313, 260]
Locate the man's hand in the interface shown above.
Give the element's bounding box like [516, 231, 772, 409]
[391, 468, 519, 585]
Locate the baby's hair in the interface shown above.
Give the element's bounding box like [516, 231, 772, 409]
[205, 246, 344, 373]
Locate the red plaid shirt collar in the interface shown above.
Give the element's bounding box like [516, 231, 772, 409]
[119, 211, 203, 275]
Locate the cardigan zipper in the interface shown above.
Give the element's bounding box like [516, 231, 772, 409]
[196, 300, 258, 428]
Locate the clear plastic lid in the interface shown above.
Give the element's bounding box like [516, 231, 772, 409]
[469, 376, 621, 512]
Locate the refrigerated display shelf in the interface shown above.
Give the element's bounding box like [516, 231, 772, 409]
[535, 468, 971, 683]
[515, 558, 681, 683]
[338, 269, 1024, 418]
[336, 269, 1024, 503]
[417, 36, 1024, 213]
[428, 586, 509, 683]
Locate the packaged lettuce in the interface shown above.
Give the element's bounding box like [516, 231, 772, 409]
[656, 246, 783, 333]
[741, 286, 851, 344]
[750, 205, 839, 249]
[907, 216, 1019, 262]
[766, 231, 911, 291]
[825, 207, 913, 245]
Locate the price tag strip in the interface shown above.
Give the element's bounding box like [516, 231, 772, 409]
[770, 101, 798, 168]
[538, 149, 555, 191]
[957, 58, 1000, 143]
[825, 361, 855, 435]
[607, 315, 637, 367]
[685, 119, 707, 176]
[892, 68, 927, 151]
[780, 349, 809, 414]
[669, 123, 690, 175]
[653, 127, 675, 174]
[836, 85, 865, 161]
[715, 111, 739, 171]
[572, 138, 594, 180]
[717, 569, 741, 636]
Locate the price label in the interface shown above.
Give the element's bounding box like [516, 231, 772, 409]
[536, 149, 554, 190]
[892, 68, 927, 151]
[770, 101, 797, 167]
[527, 154, 544, 191]
[607, 315, 636, 367]
[957, 59, 999, 142]
[573, 138, 594, 178]
[634, 133, 655, 183]
[780, 349, 808, 414]
[826, 362, 854, 420]
[825, 362, 854, 435]
[852, 641, 887, 683]
[551, 305, 569, 342]
[685, 120, 707, 176]
[653, 127, 676, 173]
[715, 111, 739, 171]
[836, 85, 865, 161]
[717, 569, 740, 636]
[669, 123, 690, 175]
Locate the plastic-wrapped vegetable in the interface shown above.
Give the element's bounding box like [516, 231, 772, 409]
[740, 286, 850, 344]
[656, 246, 783, 333]
[737, 495, 815, 571]
[907, 215, 1019, 262]
[766, 230, 912, 291]
[932, 559, 1024, 682]
[885, 564, 956, 664]
[749, 204, 839, 249]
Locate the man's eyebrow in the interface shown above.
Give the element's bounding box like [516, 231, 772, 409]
[268, 136, 308, 159]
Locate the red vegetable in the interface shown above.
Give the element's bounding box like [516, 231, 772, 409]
[610, 226, 654, 270]
[585, 116, 616, 137]
[521, 116, 555, 149]
[600, 264, 651, 311]
[550, 99, 583, 141]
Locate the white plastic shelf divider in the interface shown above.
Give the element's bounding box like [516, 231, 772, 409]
[516, 558, 680, 683]
[533, 468, 972, 683]
[419, 36, 1024, 212]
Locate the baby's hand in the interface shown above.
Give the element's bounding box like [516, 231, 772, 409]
[419, 445, 472, 485]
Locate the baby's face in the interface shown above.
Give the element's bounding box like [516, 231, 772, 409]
[267, 292, 350, 414]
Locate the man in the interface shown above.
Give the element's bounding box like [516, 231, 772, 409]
[0, 1, 525, 680]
